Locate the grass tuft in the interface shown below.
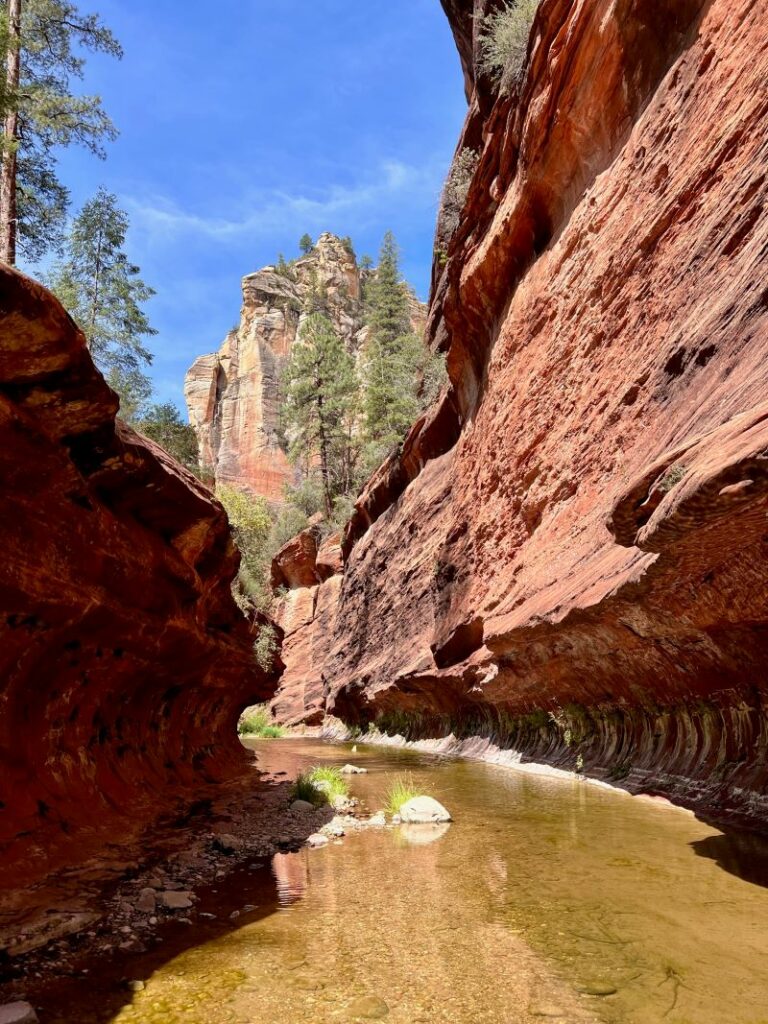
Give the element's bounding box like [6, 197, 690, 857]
[291, 765, 350, 806]
[384, 773, 421, 816]
[238, 705, 285, 739]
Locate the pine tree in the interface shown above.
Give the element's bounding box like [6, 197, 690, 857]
[136, 402, 199, 471]
[360, 231, 423, 468]
[282, 312, 359, 517]
[48, 188, 157, 410]
[0, 0, 122, 265]
[298, 232, 314, 256]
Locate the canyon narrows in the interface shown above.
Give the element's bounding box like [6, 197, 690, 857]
[264, 0, 768, 828]
[1, 0, 768, 1010]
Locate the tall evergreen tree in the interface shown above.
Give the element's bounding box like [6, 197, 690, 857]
[0, 0, 121, 265]
[282, 312, 359, 517]
[48, 188, 157, 412]
[298, 232, 314, 255]
[360, 231, 423, 466]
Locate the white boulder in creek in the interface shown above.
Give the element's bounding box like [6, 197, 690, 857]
[398, 796, 452, 824]
[340, 764, 368, 774]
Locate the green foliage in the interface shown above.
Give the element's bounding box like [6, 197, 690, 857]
[292, 765, 349, 806]
[47, 188, 156, 397]
[282, 312, 360, 515]
[238, 705, 284, 738]
[299, 232, 314, 255]
[439, 147, 478, 244]
[421, 351, 449, 406]
[359, 254, 373, 271]
[106, 366, 152, 423]
[478, 0, 540, 89]
[269, 503, 310, 551]
[253, 623, 279, 672]
[360, 232, 425, 465]
[1, 0, 123, 264]
[660, 464, 687, 492]
[216, 484, 274, 612]
[384, 773, 420, 816]
[284, 474, 325, 518]
[136, 402, 199, 470]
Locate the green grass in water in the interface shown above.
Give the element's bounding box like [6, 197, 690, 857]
[384, 772, 421, 815]
[238, 705, 285, 738]
[291, 765, 350, 806]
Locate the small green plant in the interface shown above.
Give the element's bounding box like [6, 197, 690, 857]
[478, 0, 540, 89]
[659, 463, 688, 493]
[438, 147, 479, 243]
[292, 765, 350, 806]
[253, 624, 279, 672]
[238, 705, 285, 739]
[384, 773, 420, 816]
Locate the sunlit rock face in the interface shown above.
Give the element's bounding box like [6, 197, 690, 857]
[184, 233, 426, 501]
[278, 0, 768, 826]
[0, 267, 276, 894]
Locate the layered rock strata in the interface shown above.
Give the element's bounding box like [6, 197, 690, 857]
[0, 266, 276, 899]
[279, 0, 768, 827]
[185, 233, 426, 500]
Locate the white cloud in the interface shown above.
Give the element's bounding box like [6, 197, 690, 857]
[124, 157, 445, 247]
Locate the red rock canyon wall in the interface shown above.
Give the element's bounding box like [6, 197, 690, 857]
[0, 267, 276, 897]
[279, 0, 768, 827]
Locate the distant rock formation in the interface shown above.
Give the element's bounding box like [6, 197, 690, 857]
[184, 233, 426, 500]
[272, 0, 768, 829]
[0, 265, 278, 915]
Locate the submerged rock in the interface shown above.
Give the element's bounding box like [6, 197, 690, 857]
[347, 994, 389, 1019]
[0, 1004, 38, 1024]
[398, 797, 452, 824]
[307, 833, 329, 848]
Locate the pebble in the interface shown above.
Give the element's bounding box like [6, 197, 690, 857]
[290, 799, 315, 814]
[576, 982, 617, 996]
[307, 834, 329, 848]
[347, 995, 390, 1019]
[127, 980, 145, 993]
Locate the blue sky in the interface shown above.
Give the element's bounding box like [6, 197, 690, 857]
[44, 1, 466, 410]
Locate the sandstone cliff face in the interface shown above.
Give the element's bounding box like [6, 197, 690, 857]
[0, 266, 275, 898]
[270, 528, 342, 727]
[185, 233, 427, 500]
[279, 0, 768, 826]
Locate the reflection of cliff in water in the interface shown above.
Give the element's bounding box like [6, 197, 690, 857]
[272, 851, 310, 905]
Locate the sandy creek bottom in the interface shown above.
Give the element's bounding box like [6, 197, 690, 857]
[35, 737, 768, 1024]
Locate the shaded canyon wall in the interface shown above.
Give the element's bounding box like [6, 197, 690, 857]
[0, 267, 277, 900]
[276, 0, 768, 827]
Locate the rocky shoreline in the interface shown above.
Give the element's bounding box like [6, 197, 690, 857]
[0, 752, 387, 1012]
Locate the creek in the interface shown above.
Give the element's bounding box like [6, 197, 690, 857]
[34, 737, 768, 1024]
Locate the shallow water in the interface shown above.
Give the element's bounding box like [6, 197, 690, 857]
[36, 738, 768, 1023]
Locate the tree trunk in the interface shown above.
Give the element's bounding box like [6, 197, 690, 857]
[0, 0, 22, 266]
[316, 385, 333, 519]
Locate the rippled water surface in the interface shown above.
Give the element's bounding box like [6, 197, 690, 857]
[41, 738, 768, 1023]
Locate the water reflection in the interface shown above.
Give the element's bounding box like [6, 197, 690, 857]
[21, 738, 768, 1024]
